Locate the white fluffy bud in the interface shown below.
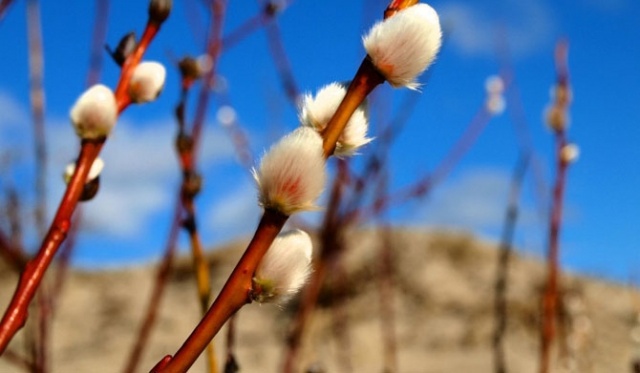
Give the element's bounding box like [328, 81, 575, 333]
[485, 75, 505, 96]
[70, 85, 117, 139]
[253, 229, 313, 304]
[128, 61, 166, 103]
[363, 3, 442, 89]
[300, 83, 371, 156]
[560, 143, 579, 164]
[485, 75, 506, 115]
[253, 127, 326, 215]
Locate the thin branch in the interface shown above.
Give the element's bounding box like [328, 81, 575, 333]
[493, 154, 529, 373]
[26, 0, 47, 241]
[0, 12, 166, 354]
[86, 0, 110, 87]
[540, 39, 572, 373]
[123, 195, 182, 373]
[0, 0, 15, 22]
[282, 160, 349, 373]
[26, 1, 49, 369]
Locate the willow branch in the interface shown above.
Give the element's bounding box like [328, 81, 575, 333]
[540, 39, 571, 373]
[0, 16, 165, 355]
[493, 155, 529, 373]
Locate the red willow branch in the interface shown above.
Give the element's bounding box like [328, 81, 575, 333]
[50, 0, 111, 313]
[154, 60, 383, 373]
[0, 4, 168, 354]
[539, 39, 572, 373]
[153, 1, 434, 370]
[125, 2, 226, 371]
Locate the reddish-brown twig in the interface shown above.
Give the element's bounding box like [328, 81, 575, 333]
[0, 13, 165, 354]
[154, 57, 384, 373]
[126, 4, 226, 371]
[0, 0, 15, 21]
[492, 154, 529, 373]
[263, 20, 300, 106]
[349, 100, 495, 223]
[154, 208, 289, 373]
[282, 161, 349, 373]
[223, 315, 239, 373]
[123, 195, 182, 373]
[539, 39, 572, 373]
[26, 1, 50, 369]
[384, 0, 418, 18]
[153, 2, 424, 369]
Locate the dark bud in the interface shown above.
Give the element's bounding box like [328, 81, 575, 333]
[264, 2, 280, 17]
[106, 32, 137, 66]
[178, 57, 203, 82]
[149, 0, 172, 25]
[181, 215, 196, 233]
[224, 354, 240, 373]
[79, 177, 100, 202]
[175, 131, 193, 155]
[181, 171, 202, 199]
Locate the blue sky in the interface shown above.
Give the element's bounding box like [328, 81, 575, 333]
[0, 0, 638, 282]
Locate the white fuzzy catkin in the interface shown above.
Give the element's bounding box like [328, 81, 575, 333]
[128, 61, 166, 103]
[560, 143, 579, 164]
[253, 229, 313, 304]
[63, 157, 104, 184]
[70, 84, 117, 139]
[253, 127, 326, 215]
[484, 75, 506, 115]
[300, 82, 371, 156]
[363, 3, 442, 89]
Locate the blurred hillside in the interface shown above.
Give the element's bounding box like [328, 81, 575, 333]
[0, 228, 637, 372]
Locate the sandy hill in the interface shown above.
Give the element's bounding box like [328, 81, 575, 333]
[0, 228, 637, 372]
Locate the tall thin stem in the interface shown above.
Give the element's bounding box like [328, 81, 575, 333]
[155, 209, 288, 373]
[493, 155, 529, 373]
[0, 16, 165, 354]
[539, 40, 571, 373]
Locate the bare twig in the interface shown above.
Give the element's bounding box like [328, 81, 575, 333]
[26, 1, 50, 369]
[26, 0, 47, 242]
[123, 195, 182, 373]
[492, 154, 529, 373]
[282, 160, 349, 373]
[540, 39, 572, 373]
[0, 10, 166, 354]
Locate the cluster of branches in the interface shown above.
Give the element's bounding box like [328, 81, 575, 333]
[0, 0, 581, 372]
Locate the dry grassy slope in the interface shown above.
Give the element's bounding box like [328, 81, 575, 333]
[0, 228, 637, 373]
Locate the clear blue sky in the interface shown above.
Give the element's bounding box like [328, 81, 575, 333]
[0, 0, 638, 282]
